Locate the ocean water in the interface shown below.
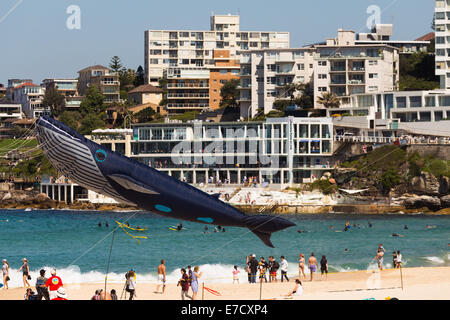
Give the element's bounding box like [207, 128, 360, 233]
[0, 209, 449, 288]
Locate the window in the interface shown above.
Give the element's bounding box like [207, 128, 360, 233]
[318, 87, 327, 92]
[318, 74, 327, 79]
[369, 60, 378, 66]
[369, 73, 378, 79]
[436, 37, 445, 44]
[297, 64, 305, 71]
[318, 61, 327, 66]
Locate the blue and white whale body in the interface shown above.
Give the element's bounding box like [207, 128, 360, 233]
[35, 116, 296, 247]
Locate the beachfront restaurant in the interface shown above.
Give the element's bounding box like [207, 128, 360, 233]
[129, 117, 334, 186]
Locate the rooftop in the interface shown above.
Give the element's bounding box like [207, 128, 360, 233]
[128, 84, 163, 94]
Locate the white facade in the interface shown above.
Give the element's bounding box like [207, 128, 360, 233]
[144, 14, 290, 84]
[314, 43, 399, 109]
[239, 48, 315, 118]
[435, 0, 450, 89]
[12, 84, 50, 119]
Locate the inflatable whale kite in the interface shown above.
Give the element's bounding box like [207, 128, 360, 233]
[35, 116, 295, 247]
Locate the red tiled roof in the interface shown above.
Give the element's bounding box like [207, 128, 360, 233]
[128, 84, 163, 94]
[13, 82, 37, 90]
[415, 32, 435, 42]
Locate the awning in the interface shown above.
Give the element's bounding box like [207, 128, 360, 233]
[339, 188, 370, 194]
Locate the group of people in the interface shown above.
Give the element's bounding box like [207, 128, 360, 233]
[244, 253, 329, 285]
[155, 259, 203, 300]
[2, 258, 66, 301]
[244, 255, 290, 284]
[373, 243, 403, 270]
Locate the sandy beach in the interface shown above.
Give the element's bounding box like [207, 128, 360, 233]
[1, 267, 448, 300]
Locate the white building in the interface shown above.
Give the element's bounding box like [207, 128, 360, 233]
[144, 14, 290, 84]
[238, 48, 316, 119]
[314, 29, 399, 108]
[12, 82, 50, 118]
[435, 0, 450, 89]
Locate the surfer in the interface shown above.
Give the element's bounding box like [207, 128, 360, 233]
[177, 223, 183, 231]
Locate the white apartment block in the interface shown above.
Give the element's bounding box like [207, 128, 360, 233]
[144, 14, 290, 84]
[239, 48, 315, 119]
[314, 30, 399, 108]
[435, 0, 450, 89]
[12, 83, 50, 119]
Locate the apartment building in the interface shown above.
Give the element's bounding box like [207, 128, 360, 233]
[435, 0, 450, 89]
[238, 48, 316, 119]
[356, 24, 430, 54]
[6, 79, 33, 100]
[41, 78, 83, 111]
[78, 65, 121, 103]
[144, 14, 290, 85]
[12, 82, 50, 118]
[314, 29, 399, 108]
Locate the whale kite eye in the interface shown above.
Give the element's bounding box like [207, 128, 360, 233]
[95, 150, 107, 163]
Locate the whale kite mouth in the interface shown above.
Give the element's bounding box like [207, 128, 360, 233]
[36, 116, 85, 142]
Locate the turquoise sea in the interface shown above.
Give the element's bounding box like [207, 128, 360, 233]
[0, 209, 449, 287]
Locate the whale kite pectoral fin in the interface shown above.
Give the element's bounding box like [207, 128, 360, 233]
[211, 193, 221, 199]
[108, 174, 160, 195]
[251, 230, 275, 248]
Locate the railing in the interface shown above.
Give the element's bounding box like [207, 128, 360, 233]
[167, 83, 209, 88]
[167, 93, 209, 98]
[166, 103, 209, 109]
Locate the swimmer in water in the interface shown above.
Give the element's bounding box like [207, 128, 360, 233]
[368, 222, 373, 228]
[98, 222, 102, 227]
[404, 225, 408, 230]
[392, 233, 404, 238]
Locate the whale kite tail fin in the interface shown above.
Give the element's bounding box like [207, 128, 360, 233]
[244, 215, 296, 248]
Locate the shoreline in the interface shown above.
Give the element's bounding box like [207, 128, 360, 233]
[1, 203, 449, 215]
[1, 266, 449, 300]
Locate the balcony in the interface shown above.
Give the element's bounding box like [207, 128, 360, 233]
[101, 80, 120, 85]
[167, 103, 209, 109]
[167, 83, 209, 89]
[167, 93, 210, 99]
[348, 80, 365, 85]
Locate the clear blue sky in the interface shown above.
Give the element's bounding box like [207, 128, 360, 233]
[0, 0, 434, 85]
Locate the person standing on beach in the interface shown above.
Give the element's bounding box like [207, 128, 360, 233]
[320, 256, 328, 280]
[392, 251, 398, 268]
[373, 249, 384, 270]
[191, 266, 203, 300]
[232, 266, 240, 284]
[280, 256, 289, 282]
[156, 260, 166, 294]
[396, 251, 402, 268]
[179, 268, 192, 300]
[18, 258, 30, 288]
[378, 243, 386, 253]
[45, 269, 63, 300]
[268, 256, 279, 283]
[245, 256, 252, 283]
[298, 254, 306, 280]
[308, 253, 319, 281]
[2, 259, 10, 290]
[258, 257, 268, 283]
[125, 270, 136, 300]
[249, 255, 258, 284]
[35, 269, 50, 300]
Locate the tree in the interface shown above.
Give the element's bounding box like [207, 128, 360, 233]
[58, 111, 82, 130]
[317, 92, 340, 109]
[381, 168, 402, 193]
[158, 78, 168, 106]
[42, 87, 65, 116]
[134, 66, 145, 87]
[79, 113, 105, 135]
[220, 79, 240, 108]
[134, 107, 156, 123]
[119, 68, 136, 92]
[109, 56, 123, 73]
[80, 86, 106, 116]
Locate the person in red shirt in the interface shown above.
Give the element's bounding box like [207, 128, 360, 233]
[52, 287, 68, 300]
[45, 269, 63, 300]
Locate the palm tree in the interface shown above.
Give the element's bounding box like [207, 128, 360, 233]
[317, 92, 340, 109]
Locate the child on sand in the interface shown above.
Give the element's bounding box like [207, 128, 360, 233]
[232, 266, 240, 284]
